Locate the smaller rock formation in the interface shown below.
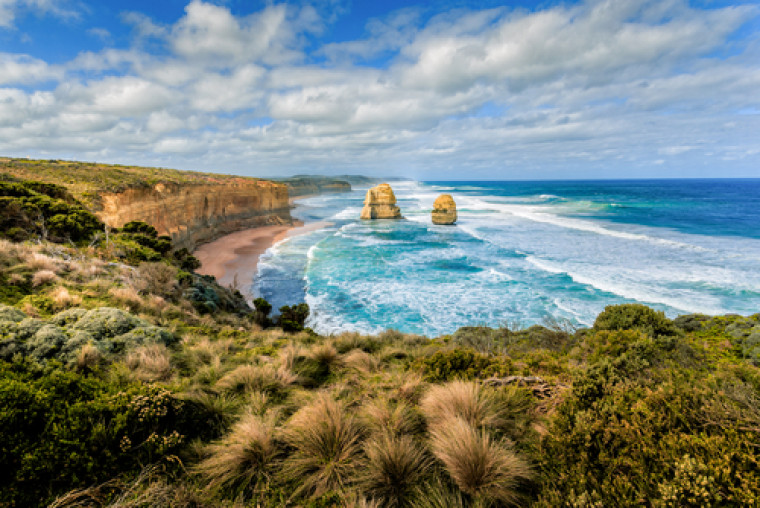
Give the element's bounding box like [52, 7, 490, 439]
[360, 183, 402, 220]
[432, 194, 457, 225]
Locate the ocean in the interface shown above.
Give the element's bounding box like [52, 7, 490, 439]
[253, 179, 760, 337]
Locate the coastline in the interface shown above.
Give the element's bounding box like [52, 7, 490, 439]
[193, 224, 297, 295]
[193, 217, 333, 302]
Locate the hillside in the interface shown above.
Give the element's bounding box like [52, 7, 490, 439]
[0, 170, 758, 507]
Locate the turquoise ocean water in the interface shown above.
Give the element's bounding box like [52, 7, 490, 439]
[253, 180, 760, 337]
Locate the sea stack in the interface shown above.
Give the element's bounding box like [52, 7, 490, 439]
[432, 194, 457, 225]
[360, 183, 403, 220]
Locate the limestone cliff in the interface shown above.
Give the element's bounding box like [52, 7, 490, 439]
[98, 179, 291, 250]
[360, 183, 403, 220]
[432, 194, 457, 225]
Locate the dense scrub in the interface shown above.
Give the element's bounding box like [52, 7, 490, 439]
[1, 232, 759, 506]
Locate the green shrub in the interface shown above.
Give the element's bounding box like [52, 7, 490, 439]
[594, 304, 678, 337]
[0, 359, 205, 508]
[419, 348, 511, 382]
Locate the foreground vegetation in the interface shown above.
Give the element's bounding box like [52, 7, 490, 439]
[1, 173, 758, 507]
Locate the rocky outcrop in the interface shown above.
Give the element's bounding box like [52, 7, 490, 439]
[98, 179, 291, 250]
[360, 183, 402, 220]
[432, 194, 457, 225]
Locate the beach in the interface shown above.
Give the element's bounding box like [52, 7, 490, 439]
[194, 219, 333, 300]
[193, 224, 295, 293]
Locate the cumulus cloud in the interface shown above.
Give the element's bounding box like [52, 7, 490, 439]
[0, 0, 78, 29]
[0, 0, 758, 178]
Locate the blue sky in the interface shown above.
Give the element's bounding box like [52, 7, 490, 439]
[0, 0, 758, 179]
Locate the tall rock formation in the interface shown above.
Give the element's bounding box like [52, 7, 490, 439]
[360, 183, 403, 220]
[432, 194, 457, 225]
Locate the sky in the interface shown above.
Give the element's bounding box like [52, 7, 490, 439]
[0, 0, 758, 180]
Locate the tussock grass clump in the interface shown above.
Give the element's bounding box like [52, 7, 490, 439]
[421, 381, 501, 431]
[49, 286, 82, 310]
[281, 393, 364, 498]
[361, 432, 432, 507]
[429, 417, 531, 506]
[32, 269, 59, 287]
[216, 363, 297, 395]
[196, 411, 281, 498]
[362, 397, 424, 437]
[344, 348, 380, 373]
[126, 344, 173, 382]
[109, 286, 144, 311]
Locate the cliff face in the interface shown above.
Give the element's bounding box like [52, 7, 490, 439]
[98, 179, 291, 250]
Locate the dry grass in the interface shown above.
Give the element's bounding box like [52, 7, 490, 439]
[49, 286, 82, 310]
[216, 363, 296, 395]
[396, 372, 427, 404]
[76, 343, 103, 371]
[361, 432, 431, 507]
[421, 381, 506, 432]
[126, 344, 173, 382]
[109, 286, 144, 312]
[343, 349, 380, 374]
[195, 411, 281, 497]
[25, 251, 60, 271]
[429, 417, 531, 505]
[6, 273, 25, 285]
[362, 398, 423, 437]
[131, 262, 179, 299]
[32, 269, 59, 287]
[308, 342, 342, 368]
[281, 393, 364, 498]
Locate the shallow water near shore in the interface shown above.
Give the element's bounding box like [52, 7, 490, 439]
[254, 179, 760, 336]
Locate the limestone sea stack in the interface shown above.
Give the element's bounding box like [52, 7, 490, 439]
[360, 183, 403, 220]
[432, 194, 457, 225]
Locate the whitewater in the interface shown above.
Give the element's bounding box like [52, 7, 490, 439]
[253, 179, 760, 337]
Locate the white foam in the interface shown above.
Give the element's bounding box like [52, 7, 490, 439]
[524, 256, 727, 315]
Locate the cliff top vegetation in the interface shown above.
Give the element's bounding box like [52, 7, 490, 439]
[0, 157, 268, 207]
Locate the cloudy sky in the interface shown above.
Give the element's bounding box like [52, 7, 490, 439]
[0, 0, 758, 179]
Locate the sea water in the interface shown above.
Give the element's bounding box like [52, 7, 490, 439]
[253, 180, 760, 337]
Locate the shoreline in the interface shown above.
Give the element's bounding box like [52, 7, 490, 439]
[193, 218, 333, 302]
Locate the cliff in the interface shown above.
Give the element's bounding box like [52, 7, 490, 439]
[280, 176, 352, 197]
[98, 179, 290, 250]
[0, 157, 292, 251]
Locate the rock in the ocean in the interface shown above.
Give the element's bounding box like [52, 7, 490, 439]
[360, 183, 403, 220]
[432, 194, 457, 225]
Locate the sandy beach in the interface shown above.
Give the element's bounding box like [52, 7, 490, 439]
[193, 219, 332, 300]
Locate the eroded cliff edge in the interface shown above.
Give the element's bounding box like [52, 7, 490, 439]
[0, 158, 292, 251]
[98, 179, 291, 250]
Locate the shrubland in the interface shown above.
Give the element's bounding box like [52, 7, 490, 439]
[0, 175, 758, 507]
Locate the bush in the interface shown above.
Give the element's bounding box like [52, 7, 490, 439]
[594, 304, 678, 337]
[0, 359, 202, 507]
[278, 303, 310, 332]
[420, 348, 511, 382]
[253, 297, 273, 328]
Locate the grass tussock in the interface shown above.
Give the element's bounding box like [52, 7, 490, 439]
[32, 269, 59, 287]
[126, 344, 173, 382]
[281, 393, 364, 498]
[49, 286, 82, 310]
[361, 432, 432, 507]
[195, 411, 281, 498]
[362, 397, 424, 437]
[429, 417, 531, 506]
[216, 363, 296, 395]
